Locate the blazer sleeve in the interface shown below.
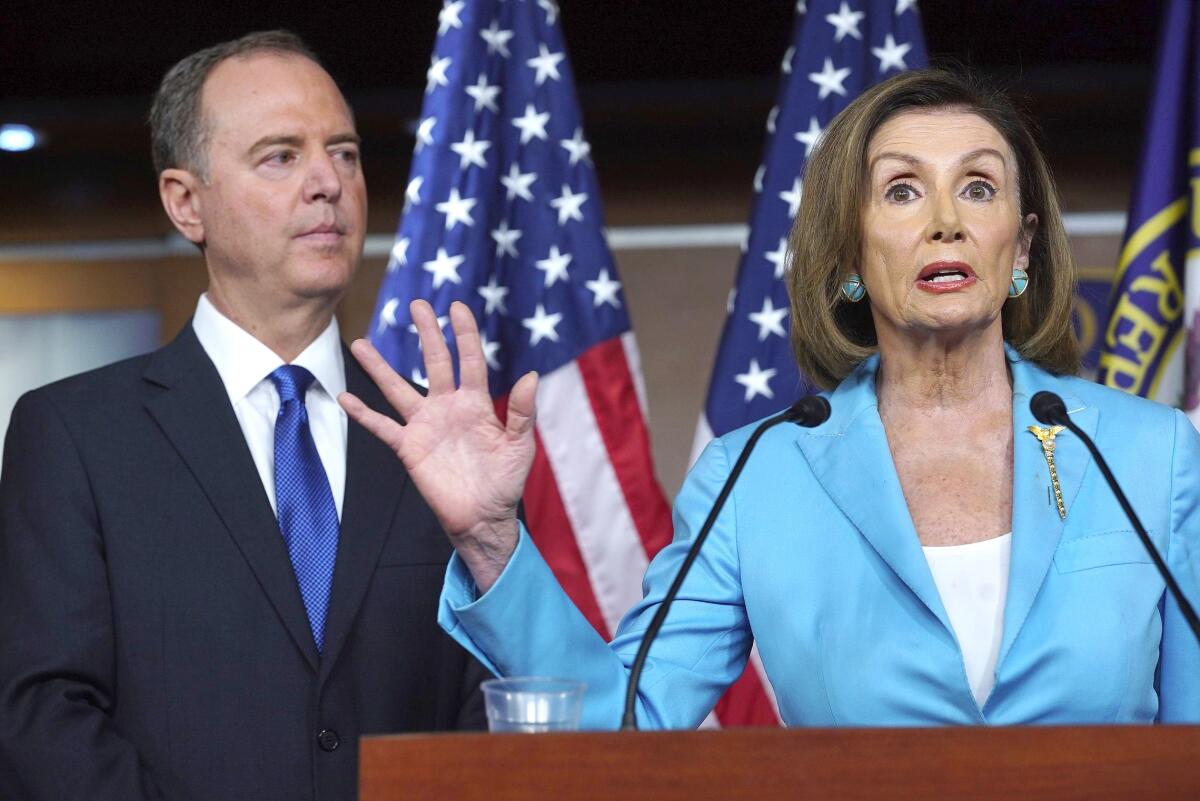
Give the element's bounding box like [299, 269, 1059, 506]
[0, 392, 186, 801]
[1158, 408, 1200, 722]
[438, 435, 754, 730]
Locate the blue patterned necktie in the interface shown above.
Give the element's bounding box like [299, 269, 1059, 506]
[270, 365, 339, 654]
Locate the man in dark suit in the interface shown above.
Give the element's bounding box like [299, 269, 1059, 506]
[0, 31, 488, 801]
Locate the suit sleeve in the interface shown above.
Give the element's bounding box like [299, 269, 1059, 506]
[437, 435, 753, 730]
[1158, 408, 1200, 722]
[0, 392, 183, 800]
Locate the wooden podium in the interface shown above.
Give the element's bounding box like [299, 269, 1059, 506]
[361, 726, 1200, 800]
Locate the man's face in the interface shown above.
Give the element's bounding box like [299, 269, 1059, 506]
[193, 52, 367, 310]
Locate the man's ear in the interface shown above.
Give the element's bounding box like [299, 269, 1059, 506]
[159, 168, 206, 245]
[1016, 212, 1039, 270]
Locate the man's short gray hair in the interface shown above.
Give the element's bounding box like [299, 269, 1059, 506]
[149, 30, 321, 179]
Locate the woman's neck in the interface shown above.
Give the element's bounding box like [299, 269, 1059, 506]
[875, 326, 1011, 415]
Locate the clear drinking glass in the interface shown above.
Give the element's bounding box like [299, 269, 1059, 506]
[481, 677, 586, 733]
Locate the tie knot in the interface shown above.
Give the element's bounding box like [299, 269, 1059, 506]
[270, 364, 316, 404]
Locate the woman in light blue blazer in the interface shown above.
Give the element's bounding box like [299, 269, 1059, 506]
[341, 69, 1200, 727]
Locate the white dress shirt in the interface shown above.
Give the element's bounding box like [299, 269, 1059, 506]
[922, 532, 1012, 709]
[191, 294, 348, 520]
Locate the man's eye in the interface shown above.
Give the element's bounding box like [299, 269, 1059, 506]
[267, 151, 296, 165]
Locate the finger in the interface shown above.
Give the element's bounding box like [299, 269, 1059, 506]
[505, 370, 539, 439]
[348, 338, 423, 419]
[338, 391, 407, 452]
[449, 301, 488, 392]
[411, 300, 455, 395]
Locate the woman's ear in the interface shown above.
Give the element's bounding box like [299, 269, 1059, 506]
[1016, 212, 1039, 270]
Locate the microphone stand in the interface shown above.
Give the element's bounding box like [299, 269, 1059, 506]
[619, 396, 831, 730]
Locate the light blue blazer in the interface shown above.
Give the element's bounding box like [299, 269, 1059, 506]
[440, 347, 1200, 728]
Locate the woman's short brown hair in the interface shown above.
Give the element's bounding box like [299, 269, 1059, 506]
[788, 68, 1080, 389]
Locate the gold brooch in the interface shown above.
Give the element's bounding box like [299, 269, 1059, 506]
[1028, 425, 1067, 519]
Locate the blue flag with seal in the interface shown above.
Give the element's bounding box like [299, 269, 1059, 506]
[1097, 0, 1200, 425]
[692, 0, 927, 455]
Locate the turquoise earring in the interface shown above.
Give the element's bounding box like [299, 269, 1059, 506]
[1009, 267, 1029, 298]
[841, 273, 866, 303]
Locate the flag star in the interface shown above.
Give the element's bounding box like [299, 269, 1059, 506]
[765, 237, 789, 279]
[450, 129, 491, 170]
[526, 44, 565, 86]
[410, 368, 429, 389]
[735, 359, 778, 402]
[748, 296, 788, 341]
[478, 277, 510, 314]
[872, 34, 913, 73]
[766, 106, 779, 134]
[796, 0, 807, 11]
[585, 269, 622, 308]
[559, 127, 592, 165]
[727, 288, 738, 313]
[522, 303, 564, 345]
[809, 58, 851, 100]
[500, 163, 537, 201]
[378, 297, 401, 332]
[753, 164, 765, 193]
[480, 332, 501, 370]
[535, 245, 572, 287]
[405, 176, 423, 209]
[550, 183, 588, 225]
[426, 55, 452, 93]
[389, 237, 410, 269]
[422, 248, 464, 289]
[491, 221, 523, 258]
[436, 188, 477, 230]
[479, 20, 514, 57]
[779, 177, 803, 218]
[794, 116, 824, 156]
[415, 116, 437, 152]
[538, 0, 560, 25]
[511, 103, 551, 144]
[895, 0, 918, 14]
[465, 73, 501, 113]
[825, 2, 865, 42]
[408, 314, 450, 336]
[781, 46, 795, 75]
[437, 0, 465, 35]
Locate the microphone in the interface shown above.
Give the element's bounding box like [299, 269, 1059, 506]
[1029, 391, 1200, 646]
[619, 395, 831, 730]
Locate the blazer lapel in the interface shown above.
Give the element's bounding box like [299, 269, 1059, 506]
[143, 325, 320, 671]
[998, 351, 1098, 665]
[794, 356, 953, 634]
[317, 349, 407, 678]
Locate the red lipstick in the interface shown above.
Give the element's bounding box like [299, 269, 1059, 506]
[916, 261, 976, 293]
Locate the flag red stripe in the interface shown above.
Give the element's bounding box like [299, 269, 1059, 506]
[494, 394, 611, 638]
[714, 660, 782, 726]
[575, 339, 673, 557]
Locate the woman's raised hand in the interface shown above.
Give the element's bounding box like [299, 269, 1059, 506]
[338, 299, 537, 591]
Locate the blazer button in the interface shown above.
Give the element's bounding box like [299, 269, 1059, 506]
[317, 729, 340, 752]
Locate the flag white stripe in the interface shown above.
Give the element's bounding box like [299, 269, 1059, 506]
[537, 362, 650, 633]
[620, 331, 650, 421]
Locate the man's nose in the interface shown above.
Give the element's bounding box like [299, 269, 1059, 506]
[303, 151, 343, 203]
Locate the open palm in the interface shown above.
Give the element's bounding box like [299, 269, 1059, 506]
[339, 300, 537, 588]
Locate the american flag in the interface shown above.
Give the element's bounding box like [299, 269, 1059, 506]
[690, 0, 928, 724]
[695, 0, 928, 453]
[368, 0, 785, 724]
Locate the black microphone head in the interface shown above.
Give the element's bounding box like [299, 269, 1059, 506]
[1030, 391, 1068, 425]
[786, 395, 831, 427]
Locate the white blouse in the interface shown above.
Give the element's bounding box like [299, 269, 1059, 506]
[921, 533, 1012, 709]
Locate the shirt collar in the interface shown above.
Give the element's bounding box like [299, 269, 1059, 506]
[192, 293, 345, 404]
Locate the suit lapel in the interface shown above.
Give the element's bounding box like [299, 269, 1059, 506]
[998, 352, 1098, 665]
[317, 349, 407, 678]
[794, 356, 953, 634]
[143, 325, 320, 671]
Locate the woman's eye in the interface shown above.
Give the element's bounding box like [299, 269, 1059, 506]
[963, 180, 996, 200]
[885, 183, 917, 202]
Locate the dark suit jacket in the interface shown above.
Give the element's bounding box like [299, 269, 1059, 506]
[0, 324, 489, 801]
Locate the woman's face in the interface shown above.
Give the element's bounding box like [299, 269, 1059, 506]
[858, 109, 1035, 348]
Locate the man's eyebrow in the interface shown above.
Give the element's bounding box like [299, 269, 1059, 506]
[327, 133, 361, 147]
[247, 133, 362, 154]
[868, 147, 1008, 172]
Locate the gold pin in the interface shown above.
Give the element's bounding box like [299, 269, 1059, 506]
[1028, 425, 1067, 519]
